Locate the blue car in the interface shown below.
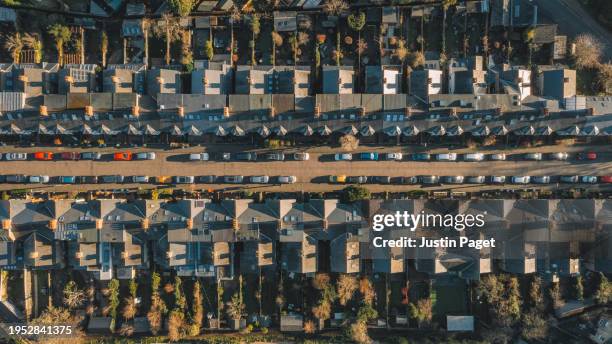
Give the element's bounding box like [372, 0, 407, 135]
[59, 176, 76, 184]
[359, 152, 379, 161]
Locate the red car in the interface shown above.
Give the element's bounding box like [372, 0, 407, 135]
[33, 152, 53, 161]
[578, 152, 597, 160]
[113, 152, 133, 161]
[601, 176, 612, 184]
[60, 152, 80, 160]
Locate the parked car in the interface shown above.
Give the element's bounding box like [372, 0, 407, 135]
[549, 152, 569, 161]
[249, 175, 270, 184]
[34, 152, 54, 160]
[266, 152, 285, 161]
[412, 153, 431, 161]
[385, 153, 403, 161]
[155, 176, 172, 184]
[223, 175, 244, 183]
[489, 153, 507, 161]
[348, 176, 368, 184]
[130, 176, 150, 183]
[189, 153, 210, 161]
[394, 176, 418, 184]
[99, 175, 124, 183]
[77, 176, 98, 184]
[419, 175, 439, 184]
[441, 176, 465, 184]
[220, 153, 232, 160]
[28, 175, 49, 183]
[329, 175, 347, 183]
[559, 175, 579, 183]
[578, 152, 597, 160]
[113, 152, 133, 161]
[465, 176, 486, 184]
[370, 176, 391, 184]
[236, 152, 257, 161]
[60, 152, 80, 160]
[173, 176, 195, 184]
[5, 174, 26, 183]
[464, 153, 484, 162]
[293, 152, 310, 161]
[80, 152, 102, 160]
[5, 152, 27, 160]
[278, 176, 297, 184]
[196, 175, 216, 183]
[359, 152, 379, 161]
[531, 176, 551, 184]
[524, 153, 543, 161]
[436, 153, 457, 161]
[135, 152, 156, 160]
[335, 153, 352, 161]
[58, 176, 76, 184]
[579, 176, 598, 184]
[601, 176, 612, 184]
[511, 176, 531, 184]
[489, 176, 506, 184]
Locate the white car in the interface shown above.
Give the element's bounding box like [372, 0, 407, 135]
[385, 153, 403, 161]
[511, 176, 531, 184]
[489, 153, 507, 161]
[28, 175, 49, 183]
[464, 153, 484, 162]
[135, 152, 156, 160]
[278, 176, 297, 184]
[435, 153, 457, 161]
[249, 176, 270, 184]
[549, 152, 569, 161]
[189, 153, 210, 161]
[335, 153, 352, 161]
[489, 176, 506, 184]
[5, 152, 27, 160]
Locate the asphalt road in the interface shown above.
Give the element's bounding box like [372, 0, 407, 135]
[535, 0, 612, 60]
[0, 144, 609, 193]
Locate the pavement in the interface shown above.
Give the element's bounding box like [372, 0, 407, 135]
[0, 143, 609, 193]
[535, 0, 612, 60]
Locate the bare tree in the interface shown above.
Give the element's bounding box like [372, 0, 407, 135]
[152, 13, 181, 65]
[337, 274, 358, 306]
[322, 0, 349, 16]
[63, 281, 85, 310]
[573, 34, 602, 69]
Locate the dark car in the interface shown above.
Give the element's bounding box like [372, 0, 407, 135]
[196, 175, 216, 183]
[394, 176, 419, 184]
[465, 176, 486, 184]
[99, 175, 125, 183]
[266, 152, 285, 161]
[347, 176, 368, 184]
[412, 153, 431, 161]
[5, 174, 26, 183]
[77, 176, 98, 184]
[370, 176, 391, 184]
[235, 152, 257, 161]
[419, 175, 440, 184]
[80, 152, 102, 160]
[359, 152, 379, 161]
[60, 152, 80, 160]
[559, 175, 579, 183]
[173, 176, 195, 184]
[441, 176, 465, 184]
[223, 175, 244, 183]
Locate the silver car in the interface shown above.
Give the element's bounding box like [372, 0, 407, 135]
[136, 152, 156, 160]
[579, 176, 598, 184]
[293, 153, 310, 161]
[5, 152, 27, 160]
[524, 153, 542, 161]
[131, 176, 150, 183]
[549, 152, 569, 161]
[189, 153, 209, 161]
[464, 153, 484, 162]
[435, 153, 457, 161]
[489, 153, 507, 161]
[489, 176, 506, 184]
[335, 153, 352, 161]
[465, 176, 486, 184]
[385, 153, 403, 161]
[511, 176, 531, 184]
[278, 176, 297, 184]
[249, 176, 270, 184]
